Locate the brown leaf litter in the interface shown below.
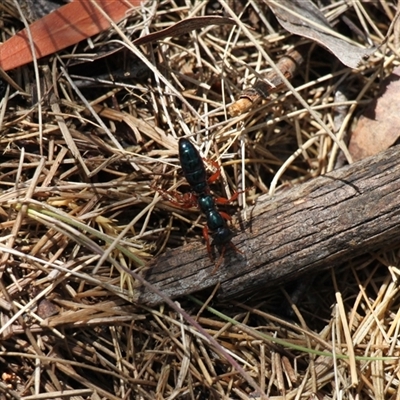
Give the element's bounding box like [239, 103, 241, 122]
[0, 0, 399, 399]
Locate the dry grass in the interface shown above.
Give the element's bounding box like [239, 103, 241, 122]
[0, 0, 399, 399]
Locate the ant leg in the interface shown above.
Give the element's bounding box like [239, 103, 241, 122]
[214, 194, 236, 205]
[215, 187, 254, 205]
[169, 191, 197, 209]
[229, 241, 243, 255]
[211, 245, 226, 274]
[155, 186, 198, 209]
[211, 242, 243, 274]
[205, 159, 253, 205]
[202, 226, 214, 262]
[205, 159, 221, 184]
[218, 210, 232, 221]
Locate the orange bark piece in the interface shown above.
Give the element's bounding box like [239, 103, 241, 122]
[0, 0, 144, 71]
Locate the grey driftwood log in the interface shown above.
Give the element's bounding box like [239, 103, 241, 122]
[137, 145, 400, 306]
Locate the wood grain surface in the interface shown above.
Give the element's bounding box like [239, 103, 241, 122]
[136, 145, 400, 305]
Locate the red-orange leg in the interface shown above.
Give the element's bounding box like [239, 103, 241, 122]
[229, 241, 243, 255]
[169, 191, 198, 209]
[206, 159, 221, 184]
[215, 187, 254, 205]
[218, 210, 232, 221]
[211, 242, 243, 274]
[205, 159, 253, 206]
[202, 226, 214, 262]
[156, 187, 198, 209]
[211, 246, 226, 274]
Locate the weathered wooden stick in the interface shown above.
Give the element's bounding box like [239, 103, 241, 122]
[137, 145, 400, 306]
[229, 48, 305, 116]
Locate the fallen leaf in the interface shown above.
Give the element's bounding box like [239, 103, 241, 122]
[265, 0, 374, 69]
[0, 0, 143, 71]
[133, 16, 236, 46]
[349, 66, 400, 161]
[37, 298, 59, 319]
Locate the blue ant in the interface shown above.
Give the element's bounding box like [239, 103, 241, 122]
[178, 138, 242, 273]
